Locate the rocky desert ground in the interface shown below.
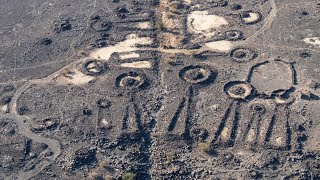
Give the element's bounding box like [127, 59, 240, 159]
[1, 0, 320, 179]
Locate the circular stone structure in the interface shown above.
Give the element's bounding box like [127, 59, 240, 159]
[240, 10, 262, 25]
[224, 30, 243, 41]
[179, 65, 214, 84]
[250, 103, 266, 114]
[230, 47, 257, 63]
[274, 95, 295, 105]
[116, 71, 148, 90]
[224, 81, 252, 99]
[81, 59, 107, 76]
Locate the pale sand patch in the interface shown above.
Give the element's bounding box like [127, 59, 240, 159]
[136, 22, 153, 29]
[202, 40, 233, 52]
[221, 127, 229, 139]
[55, 70, 94, 85]
[246, 129, 255, 142]
[304, 37, 320, 47]
[86, 63, 100, 73]
[187, 11, 228, 35]
[236, 150, 252, 156]
[274, 95, 295, 105]
[44, 119, 56, 127]
[101, 119, 110, 126]
[90, 34, 152, 61]
[0, 104, 9, 113]
[259, 127, 266, 138]
[119, 52, 140, 60]
[121, 61, 152, 69]
[183, 0, 192, 5]
[243, 12, 260, 24]
[276, 137, 283, 145]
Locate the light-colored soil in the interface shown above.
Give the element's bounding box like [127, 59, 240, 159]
[187, 11, 228, 35]
[120, 61, 152, 69]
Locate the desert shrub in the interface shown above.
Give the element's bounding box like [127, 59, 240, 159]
[198, 142, 210, 153]
[122, 172, 136, 180]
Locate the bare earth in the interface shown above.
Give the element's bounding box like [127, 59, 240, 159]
[0, 0, 320, 179]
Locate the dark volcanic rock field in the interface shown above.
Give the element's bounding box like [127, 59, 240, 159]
[1, 0, 320, 179]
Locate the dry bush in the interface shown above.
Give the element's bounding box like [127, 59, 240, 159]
[198, 142, 210, 153]
[122, 172, 136, 180]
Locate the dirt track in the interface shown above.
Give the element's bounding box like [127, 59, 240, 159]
[1, 0, 320, 179]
